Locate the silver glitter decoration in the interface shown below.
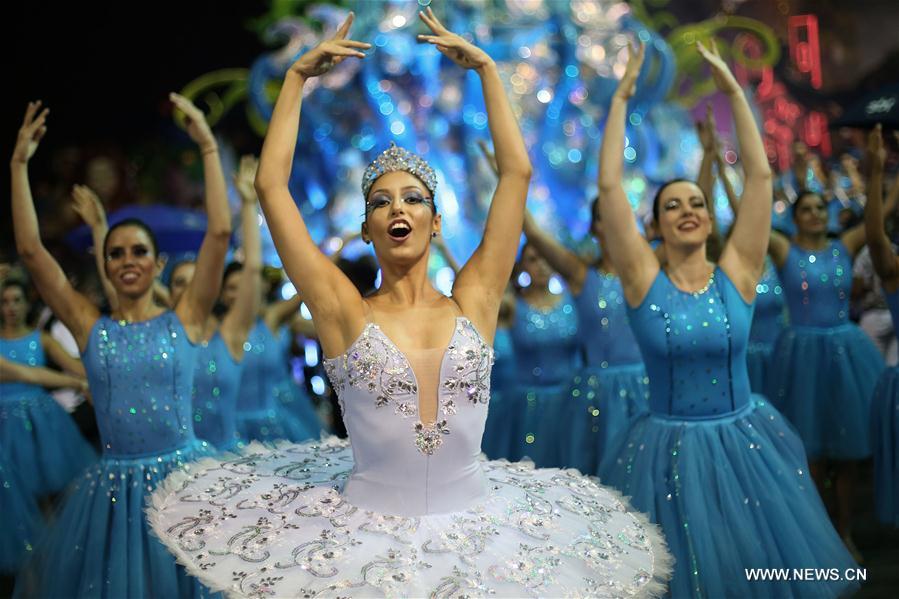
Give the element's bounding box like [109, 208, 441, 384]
[361, 142, 438, 199]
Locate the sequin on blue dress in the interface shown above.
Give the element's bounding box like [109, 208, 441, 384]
[234, 319, 320, 442]
[563, 269, 649, 474]
[0, 330, 95, 498]
[147, 316, 672, 597]
[872, 288, 899, 525]
[15, 312, 214, 599]
[746, 257, 787, 392]
[501, 292, 580, 466]
[192, 332, 243, 450]
[599, 268, 857, 598]
[767, 241, 884, 459]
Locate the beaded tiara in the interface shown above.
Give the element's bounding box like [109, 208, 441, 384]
[361, 142, 437, 199]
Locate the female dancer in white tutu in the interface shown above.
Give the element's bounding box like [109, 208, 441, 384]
[147, 10, 671, 597]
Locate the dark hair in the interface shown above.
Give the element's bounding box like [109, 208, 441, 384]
[222, 261, 244, 284]
[1, 278, 28, 301]
[0, 278, 30, 325]
[651, 178, 706, 222]
[791, 190, 824, 221]
[336, 255, 379, 295]
[589, 195, 601, 225]
[103, 218, 159, 258]
[167, 259, 196, 289]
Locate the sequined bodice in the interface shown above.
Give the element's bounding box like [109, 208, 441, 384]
[749, 258, 787, 345]
[0, 330, 45, 399]
[236, 319, 283, 412]
[192, 332, 243, 448]
[886, 288, 899, 340]
[779, 241, 851, 327]
[323, 317, 494, 516]
[511, 292, 580, 384]
[575, 269, 643, 367]
[82, 313, 199, 457]
[628, 269, 753, 418]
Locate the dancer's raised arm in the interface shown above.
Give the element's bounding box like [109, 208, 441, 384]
[418, 7, 532, 332]
[71, 184, 119, 309]
[709, 40, 773, 300]
[220, 155, 263, 358]
[478, 139, 581, 290]
[168, 93, 232, 339]
[864, 124, 899, 290]
[597, 42, 657, 306]
[11, 102, 100, 348]
[255, 13, 371, 356]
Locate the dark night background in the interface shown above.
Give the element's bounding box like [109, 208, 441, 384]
[3, 1, 271, 250]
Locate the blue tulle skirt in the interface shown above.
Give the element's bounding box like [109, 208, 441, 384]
[274, 378, 324, 436]
[14, 440, 216, 598]
[599, 398, 858, 598]
[872, 366, 899, 526]
[746, 341, 774, 395]
[0, 448, 43, 574]
[481, 386, 513, 460]
[766, 323, 884, 459]
[0, 392, 96, 497]
[235, 403, 317, 444]
[493, 381, 569, 467]
[561, 363, 649, 475]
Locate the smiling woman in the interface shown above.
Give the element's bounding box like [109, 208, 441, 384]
[10, 93, 233, 598]
[594, 40, 858, 598]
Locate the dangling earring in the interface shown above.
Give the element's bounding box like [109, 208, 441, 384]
[431, 232, 438, 238]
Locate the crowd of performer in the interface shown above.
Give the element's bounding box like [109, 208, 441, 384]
[2, 10, 897, 598]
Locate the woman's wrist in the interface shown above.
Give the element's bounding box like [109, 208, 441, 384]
[475, 58, 498, 77]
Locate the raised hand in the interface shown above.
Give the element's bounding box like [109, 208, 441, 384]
[71, 184, 107, 229]
[697, 39, 741, 96]
[170, 92, 216, 152]
[233, 155, 259, 204]
[867, 123, 886, 171]
[289, 12, 370, 79]
[12, 101, 49, 164]
[613, 42, 645, 100]
[417, 7, 491, 70]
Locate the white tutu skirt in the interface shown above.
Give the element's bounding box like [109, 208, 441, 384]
[148, 438, 671, 598]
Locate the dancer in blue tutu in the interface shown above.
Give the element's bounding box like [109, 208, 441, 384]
[864, 124, 899, 526]
[0, 277, 95, 499]
[500, 243, 580, 466]
[597, 40, 857, 597]
[165, 155, 268, 451]
[699, 108, 789, 393]
[766, 140, 885, 555]
[0, 357, 88, 574]
[521, 202, 648, 474]
[746, 257, 787, 391]
[233, 261, 323, 441]
[11, 93, 230, 598]
[480, 288, 517, 458]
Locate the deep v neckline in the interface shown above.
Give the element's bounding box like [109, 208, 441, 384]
[365, 317, 462, 427]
